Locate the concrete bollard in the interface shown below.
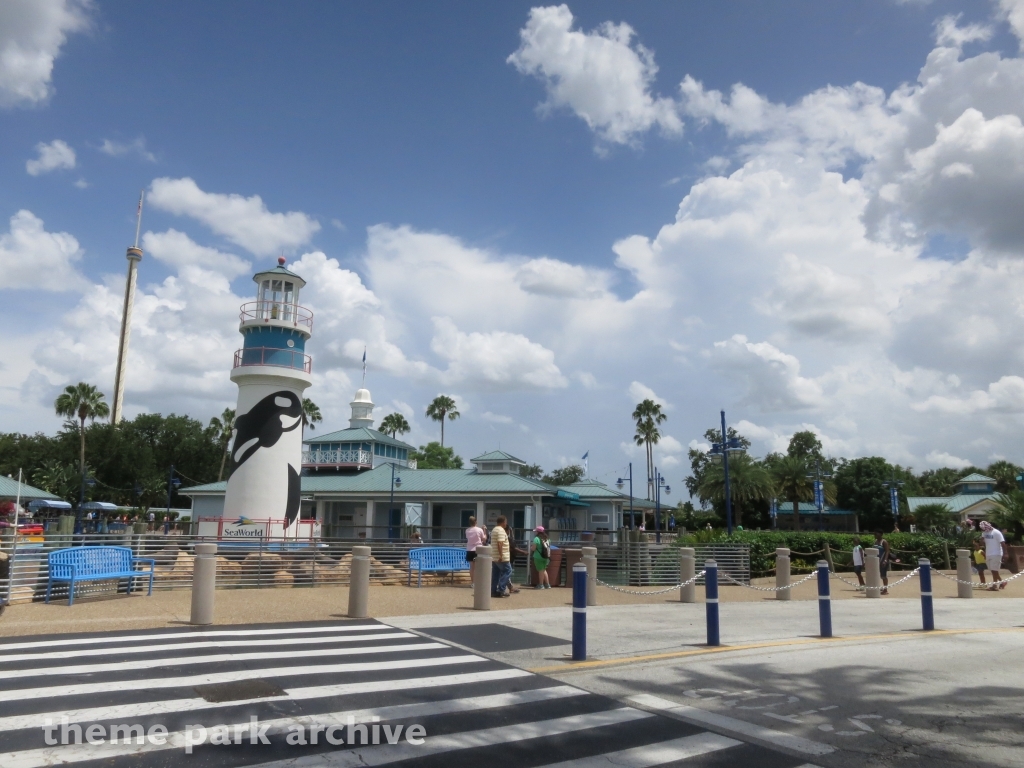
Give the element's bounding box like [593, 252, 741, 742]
[679, 547, 696, 603]
[775, 547, 791, 601]
[817, 560, 832, 638]
[955, 549, 973, 599]
[473, 545, 492, 611]
[190, 543, 217, 626]
[705, 560, 720, 647]
[919, 558, 934, 631]
[865, 548, 881, 598]
[347, 545, 370, 619]
[582, 546, 597, 606]
[572, 562, 587, 660]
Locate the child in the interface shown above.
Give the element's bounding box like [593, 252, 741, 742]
[973, 540, 987, 585]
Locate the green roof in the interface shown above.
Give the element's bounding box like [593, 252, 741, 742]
[907, 494, 1000, 514]
[954, 473, 996, 484]
[0, 476, 59, 501]
[776, 502, 855, 516]
[304, 427, 415, 451]
[471, 450, 526, 464]
[560, 480, 655, 509]
[253, 264, 305, 284]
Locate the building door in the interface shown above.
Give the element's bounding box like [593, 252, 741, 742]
[513, 509, 525, 538]
[388, 508, 401, 540]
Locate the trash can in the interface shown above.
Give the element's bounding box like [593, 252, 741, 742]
[562, 549, 583, 587]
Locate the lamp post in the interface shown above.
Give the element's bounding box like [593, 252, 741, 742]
[770, 497, 778, 530]
[75, 473, 96, 534]
[654, 469, 671, 544]
[708, 410, 744, 536]
[883, 470, 904, 529]
[389, 462, 402, 536]
[166, 466, 181, 519]
[807, 460, 833, 532]
[616, 462, 634, 530]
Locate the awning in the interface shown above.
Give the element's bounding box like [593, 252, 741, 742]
[81, 501, 119, 511]
[27, 499, 72, 510]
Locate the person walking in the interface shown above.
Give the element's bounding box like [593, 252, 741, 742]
[490, 515, 512, 597]
[531, 526, 551, 589]
[973, 539, 988, 585]
[874, 530, 892, 595]
[980, 521, 1009, 591]
[852, 541, 866, 587]
[465, 516, 484, 588]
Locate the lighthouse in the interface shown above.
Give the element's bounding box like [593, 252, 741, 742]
[222, 257, 313, 533]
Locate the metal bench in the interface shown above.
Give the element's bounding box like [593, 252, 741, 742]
[46, 546, 156, 605]
[407, 546, 470, 587]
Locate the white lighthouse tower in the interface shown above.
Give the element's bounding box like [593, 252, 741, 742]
[222, 257, 313, 533]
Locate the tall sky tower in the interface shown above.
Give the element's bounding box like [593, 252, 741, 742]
[110, 191, 144, 424]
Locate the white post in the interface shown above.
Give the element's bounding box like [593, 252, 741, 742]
[190, 543, 218, 625]
[582, 545, 597, 606]
[348, 545, 370, 618]
[776, 547, 791, 601]
[865, 548, 881, 598]
[679, 547, 696, 603]
[363, 500, 374, 540]
[474, 544, 492, 610]
[955, 548, 973, 599]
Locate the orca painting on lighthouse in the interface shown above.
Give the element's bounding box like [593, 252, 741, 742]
[221, 257, 314, 537]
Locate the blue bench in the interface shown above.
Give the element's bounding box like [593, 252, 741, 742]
[46, 546, 156, 605]
[407, 546, 470, 587]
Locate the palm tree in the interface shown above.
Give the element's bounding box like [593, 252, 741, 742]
[301, 398, 322, 436]
[426, 395, 460, 447]
[912, 502, 954, 534]
[54, 383, 110, 484]
[209, 408, 236, 481]
[770, 455, 813, 531]
[993, 491, 1024, 541]
[379, 412, 411, 438]
[698, 454, 775, 527]
[632, 399, 666, 499]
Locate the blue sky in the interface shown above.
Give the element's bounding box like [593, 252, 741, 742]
[3, 0, 1024, 485]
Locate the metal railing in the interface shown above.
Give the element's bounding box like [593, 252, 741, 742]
[233, 347, 312, 373]
[239, 301, 313, 330]
[1, 535, 750, 604]
[302, 449, 373, 466]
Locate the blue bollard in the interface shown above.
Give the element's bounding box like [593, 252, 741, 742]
[572, 562, 587, 660]
[919, 558, 934, 631]
[705, 560, 720, 646]
[817, 560, 832, 638]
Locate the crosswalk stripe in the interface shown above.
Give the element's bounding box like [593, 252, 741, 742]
[534, 732, 742, 767]
[0, 642, 446, 680]
[0, 624, 382, 652]
[0, 631, 415, 664]
[244, 707, 654, 768]
[0, 687, 595, 768]
[0, 654, 486, 702]
[0, 668, 534, 731]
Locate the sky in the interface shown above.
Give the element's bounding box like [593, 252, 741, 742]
[2, 0, 1024, 490]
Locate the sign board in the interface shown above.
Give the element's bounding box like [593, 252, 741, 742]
[197, 517, 320, 540]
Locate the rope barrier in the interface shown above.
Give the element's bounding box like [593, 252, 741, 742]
[595, 570, 706, 596]
[882, 568, 921, 589]
[787, 549, 825, 557]
[933, 569, 1024, 589]
[829, 572, 866, 590]
[719, 571, 817, 592]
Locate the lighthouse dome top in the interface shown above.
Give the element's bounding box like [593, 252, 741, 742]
[252, 256, 306, 289]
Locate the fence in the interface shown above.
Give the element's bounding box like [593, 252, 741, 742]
[0, 534, 751, 604]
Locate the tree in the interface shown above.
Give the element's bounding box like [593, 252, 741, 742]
[410, 442, 463, 469]
[770, 455, 814, 531]
[834, 457, 911, 531]
[911, 502, 954, 535]
[993, 491, 1024, 542]
[32, 460, 79, 503]
[54, 383, 110, 488]
[301, 398, 322, 434]
[916, 467, 970, 496]
[986, 461, 1022, 494]
[787, 431, 825, 464]
[208, 408, 236, 481]
[425, 395, 460, 447]
[379, 413, 411, 438]
[632, 399, 666, 499]
[519, 463, 543, 479]
[697, 454, 774, 528]
[543, 465, 585, 487]
[685, 426, 750, 502]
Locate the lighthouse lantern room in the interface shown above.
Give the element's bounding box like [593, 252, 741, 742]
[222, 257, 314, 535]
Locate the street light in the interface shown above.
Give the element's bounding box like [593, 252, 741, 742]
[616, 462, 634, 530]
[389, 462, 402, 537]
[166, 466, 181, 519]
[75, 473, 96, 534]
[882, 470, 905, 528]
[806, 460, 833, 532]
[708, 410, 744, 535]
[654, 468, 670, 543]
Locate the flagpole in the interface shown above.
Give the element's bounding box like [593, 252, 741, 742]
[5, 469, 22, 607]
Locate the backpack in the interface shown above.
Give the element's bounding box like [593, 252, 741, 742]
[539, 539, 551, 559]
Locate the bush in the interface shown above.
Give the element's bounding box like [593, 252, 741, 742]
[673, 530, 954, 576]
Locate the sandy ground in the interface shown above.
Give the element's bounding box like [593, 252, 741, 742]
[1, 566, 1019, 637]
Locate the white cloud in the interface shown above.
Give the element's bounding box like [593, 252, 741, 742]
[708, 336, 823, 412]
[657, 435, 683, 453]
[507, 4, 682, 147]
[148, 177, 320, 257]
[25, 139, 75, 175]
[925, 450, 972, 469]
[628, 381, 671, 409]
[933, 14, 993, 49]
[912, 375, 1024, 414]
[0, 210, 86, 290]
[142, 229, 251, 285]
[0, 0, 91, 107]
[481, 411, 514, 424]
[998, 0, 1024, 48]
[99, 137, 156, 162]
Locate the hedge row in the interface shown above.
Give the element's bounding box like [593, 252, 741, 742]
[674, 531, 956, 576]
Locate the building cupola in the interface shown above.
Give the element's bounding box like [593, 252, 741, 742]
[349, 388, 374, 429]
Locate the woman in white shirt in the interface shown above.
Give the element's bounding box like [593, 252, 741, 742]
[465, 516, 484, 587]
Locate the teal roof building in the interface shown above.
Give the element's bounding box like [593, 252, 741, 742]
[907, 472, 1001, 523]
